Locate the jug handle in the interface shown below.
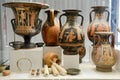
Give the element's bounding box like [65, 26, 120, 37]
[59, 14, 66, 29]
[89, 10, 94, 23]
[50, 9, 54, 26]
[93, 34, 101, 47]
[35, 18, 42, 34]
[11, 19, 16, 32]
[105, 10, 109, 22]
[78, 14, 84, 26]
[111, 33, 115, 48]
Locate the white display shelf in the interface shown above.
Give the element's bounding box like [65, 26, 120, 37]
[0, 62, 120, 80]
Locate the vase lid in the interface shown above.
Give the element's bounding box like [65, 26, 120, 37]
[62, 9, 82, 14]
[2, 2, 49, 9]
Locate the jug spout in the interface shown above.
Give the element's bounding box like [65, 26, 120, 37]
[42, 9, 60, 46]
[50, 9, 54, 26]
[45, 9, 59, 26]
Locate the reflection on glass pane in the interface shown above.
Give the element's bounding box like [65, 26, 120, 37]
[118, 32, 120, 42]
[118, 0, 120, 43]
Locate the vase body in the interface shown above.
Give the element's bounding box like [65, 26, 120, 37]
[3, 2, 49, 48]
[58, 9, 85, 55]
[92, 32, 117, 72]
[87, 6, 110, 43]
[42, 9, 60, 46]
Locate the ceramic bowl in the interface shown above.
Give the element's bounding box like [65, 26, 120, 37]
[67, 68, 80, 75]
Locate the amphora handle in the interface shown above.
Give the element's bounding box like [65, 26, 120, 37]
[59, 13, 84, 29]
[59, 13, 66, 29]
[89, 10, 94, 23]
[77, 14, 84, 26]
[89, 9, 110, 23]
[105, 10, 109, 22]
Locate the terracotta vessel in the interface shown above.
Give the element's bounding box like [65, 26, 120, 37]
[87, 6, 110, 43]
[42, 9, 60, 46]
[3, 2, 49, 48]
[92, 32, 117, 72]
[58, 9, 85, 55]
[43, 52, 61, 67]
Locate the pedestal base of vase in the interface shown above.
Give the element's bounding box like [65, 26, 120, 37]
[96, 66, 112, 72]
[59, 43, 83, 55]
[63, 50, 78, 55]
[22, 43, 36, 49]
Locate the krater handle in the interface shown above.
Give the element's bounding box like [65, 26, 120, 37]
[35, 18, 42, 34]
[11, 19, 16, 32]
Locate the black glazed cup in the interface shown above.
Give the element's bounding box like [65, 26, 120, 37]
[9, 41, 24, 50]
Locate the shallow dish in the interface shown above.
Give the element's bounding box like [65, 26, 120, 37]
[67, 68, 80, 75]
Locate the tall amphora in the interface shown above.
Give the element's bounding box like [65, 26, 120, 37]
[87, 6, 110, 43]
[58, 9, 85, 56]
